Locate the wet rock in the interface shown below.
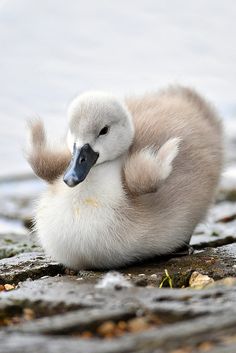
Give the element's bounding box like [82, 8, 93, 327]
[0, 328, 236, 353]
[116, 243, 236, 288]
[0, 252, 64, 284]
[0, 236, 235, 293]
[3, 276, 236, 321]
[67, 243, 236, 288]
[191, 201, 236, 249]
[0, 233, 41, 259]
[0, 332, 131, 353]
[1, 280, 236, 352]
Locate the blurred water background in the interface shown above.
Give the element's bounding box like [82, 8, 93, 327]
[0, 0, 235, 178]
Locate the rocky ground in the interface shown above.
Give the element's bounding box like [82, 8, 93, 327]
[0, 174, 236, 353]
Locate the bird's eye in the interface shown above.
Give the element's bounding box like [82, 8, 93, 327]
[98, 125, 109, 136]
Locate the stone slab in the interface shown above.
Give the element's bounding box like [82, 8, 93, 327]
[0, 233, 41, 259]
[0, 252, 64, 284]
[75, 243, 236, 288]
[0, 242, 235, 289]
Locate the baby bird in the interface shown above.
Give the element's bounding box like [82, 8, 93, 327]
[27, 86, 223, 269]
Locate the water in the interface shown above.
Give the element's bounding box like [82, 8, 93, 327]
[0, 0, 236, 177]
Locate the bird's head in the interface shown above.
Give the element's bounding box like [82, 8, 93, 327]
[64, 92, 134, 187]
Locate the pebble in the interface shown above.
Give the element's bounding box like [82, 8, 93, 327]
[150, 274, 158, 280]
[134, 276, 148, 287]
[97, 321, 116, 336]
[189, 271, 214, 289]
[4, 284, 15, 291]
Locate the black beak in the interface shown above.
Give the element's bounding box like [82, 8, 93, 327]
[63, 144, 99, 187]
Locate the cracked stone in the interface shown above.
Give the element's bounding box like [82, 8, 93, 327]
[0, 252, 64, 284]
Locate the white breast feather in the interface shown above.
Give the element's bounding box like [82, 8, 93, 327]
[36, 159, 131, 269]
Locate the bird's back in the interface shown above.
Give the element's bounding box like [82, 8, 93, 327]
[124, 86, 223, 249]
[126, 86, 222, 154]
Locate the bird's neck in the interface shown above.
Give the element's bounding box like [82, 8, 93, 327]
[69, 156, 125, 203]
